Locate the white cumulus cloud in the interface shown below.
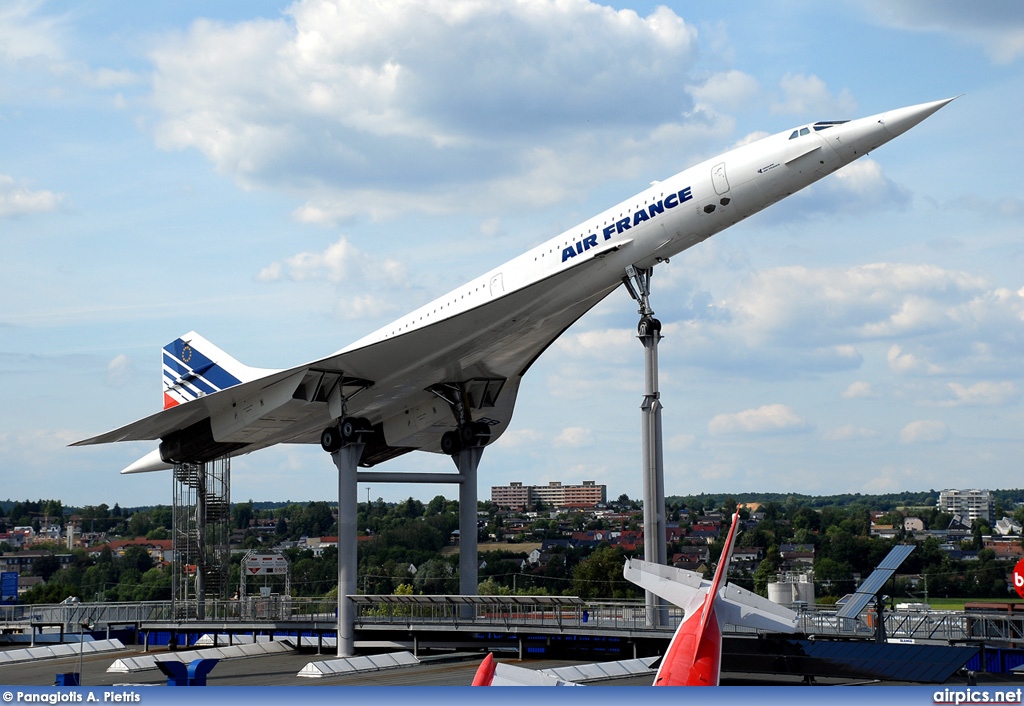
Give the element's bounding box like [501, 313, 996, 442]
[0, 174, 63, 217]
[106, 354, 134, 388]
[861, 0, 1024, 64]
[146, 0, 701, 220]
[887, 344, 943, 375]
[492, 427, 545, 450]
[555, 426, 593, 448]
[943, 380, 1018, 407]
[257, 235, 410, 319]
[708, 403, 811, 436]
[258, 236, 406, 285]
[899, 419, 950, 444]
[772, 73, 856, 116]
[842, 381, 877, 399]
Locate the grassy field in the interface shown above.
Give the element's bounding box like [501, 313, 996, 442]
[441, 541, 542, 556]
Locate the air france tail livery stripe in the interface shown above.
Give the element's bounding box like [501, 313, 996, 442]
[162, 338, 242, 408]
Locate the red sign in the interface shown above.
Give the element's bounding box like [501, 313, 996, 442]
[242, 553, 288, 576]
[1014, 558, 1024, 600]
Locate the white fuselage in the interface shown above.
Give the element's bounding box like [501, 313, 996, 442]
[344, 99, 950, 356]
[81, 99, 953, 473]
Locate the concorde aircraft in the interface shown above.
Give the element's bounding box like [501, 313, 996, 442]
[73, 98, 954, 474]
[471, 512, 795, 686]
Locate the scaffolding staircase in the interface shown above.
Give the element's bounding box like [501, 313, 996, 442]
[172, 458, 231, 620]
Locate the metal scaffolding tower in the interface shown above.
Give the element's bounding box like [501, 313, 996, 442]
[172, 458, 231, 619]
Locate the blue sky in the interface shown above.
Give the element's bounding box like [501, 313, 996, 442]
[2, 0, 1022, 508]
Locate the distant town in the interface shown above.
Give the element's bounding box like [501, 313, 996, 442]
[2, 483, 1023, 606]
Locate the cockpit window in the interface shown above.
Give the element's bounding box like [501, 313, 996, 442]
[792, 120, 849, 138]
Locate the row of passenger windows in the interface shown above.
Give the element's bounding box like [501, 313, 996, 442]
[385, 283, 488, 336]
[388, 189, 673, 335]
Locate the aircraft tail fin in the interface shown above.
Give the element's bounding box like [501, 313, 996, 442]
[471, 653, 581, 686]
[471, 653, 497, 686]
[624, 512, 795, 686]
[700, 512, 741, 632]
[161, 331, 268, 409]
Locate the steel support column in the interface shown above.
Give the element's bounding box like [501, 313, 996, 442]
[454, 445, 484, 617]
[332, 442, 365, 657]
[640, 317, 668, 627]
[625, 265, 668, 627]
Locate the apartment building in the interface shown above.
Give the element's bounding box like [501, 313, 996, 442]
[491, 480, 606, 509]
[937, 489, 994, 523]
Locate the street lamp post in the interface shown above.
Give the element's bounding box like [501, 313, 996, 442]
[76, 620, 93, 685]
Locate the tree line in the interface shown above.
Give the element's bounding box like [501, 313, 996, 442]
[5, 491, 1024, 604]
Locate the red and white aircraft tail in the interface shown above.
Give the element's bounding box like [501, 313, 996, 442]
[471, 653, 584, 687]
[628, 512, 797, 685]
[472, 512, 796, 686]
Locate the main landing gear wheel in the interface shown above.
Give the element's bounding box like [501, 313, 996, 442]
[441, 422, 491, 456]
[440, 430, 462, 456]
[321, 425, 343, 453]
[321, 417, 371, 452]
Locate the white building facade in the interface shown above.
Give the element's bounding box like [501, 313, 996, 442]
[937, 489, 993, 523]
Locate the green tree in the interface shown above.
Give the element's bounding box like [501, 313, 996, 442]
[145, 527, 169, 540]
[121, 545, 154, 575]
[127, 512, 152, 538]
[813, 557, 854, 597]
[234, 501, 254, 530]
[753, 545, 781, 597]
[33, 554, 61, 581]
[21, 581, 78, 604]
[413, 557, 458, 594]
[570, 546, 637, 600]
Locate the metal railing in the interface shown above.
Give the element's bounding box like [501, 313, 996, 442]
[3, 598, 1021, 646]
[350, 597, 684, 633]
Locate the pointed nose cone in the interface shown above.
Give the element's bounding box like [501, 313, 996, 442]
[121, 448, 171, 474]
[879, 97, 958, 138]
[824, 97, 957, 164]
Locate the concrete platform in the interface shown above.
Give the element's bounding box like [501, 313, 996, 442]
[0, 645, 1014, 687]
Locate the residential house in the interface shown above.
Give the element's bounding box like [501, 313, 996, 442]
[0, 550, 74, 576]
[87, 538, 175, 564]
[690, 522, 720, 544]
[947, 516, 973, 541]
[903, 517, 925, 532]
[995, 517, 1022, 537]
[982, 538, 1024, 561]
[305, 536, 338, 557]
[731, 547, 763, 572]
[671, 545, 709, 571]
[779, 543, 815, 569]
[870, 524, 900, 539]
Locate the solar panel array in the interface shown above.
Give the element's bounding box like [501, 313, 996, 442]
[835, 544, 915, 620]
[722, 635, 979, 683]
